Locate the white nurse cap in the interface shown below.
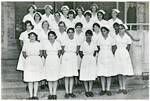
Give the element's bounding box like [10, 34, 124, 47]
[44, 5, 53, 10]
[97, 10, 105, 14]
[61, 5, 69, 11]
[28, 4, 37, 10]
[69, 9, 76, 15]
[90, 4, 98, 9]
[84, 10, 92, 15]
[76, 6, 84, 12]
[112, 9, 120, 13]
[34, 12, 42, 18]
[101, 24, 110, 31]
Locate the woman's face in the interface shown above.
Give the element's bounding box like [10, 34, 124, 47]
[29, 7, 35, 13]
[62, 8, 68, 15]
[29, 34, 36, 41]
[93, 25, 100, 32]
[86, 33, 92, 41]
[48, 34, 55, 41]
[119, 26, 125, 34]
[111, 10, 117, 18]
[101, 28, 108, 36]
[34, 13, 40, 21]
[76, 26, 82, 33]
[97, 12, 103, 20]
[77, 9, 82, 15]
[91, 6, 97, 12]
[67, 29, 74, 39]
[26, 23, 32, 30]
[85, 14, 91, 20]
[42, 21, 49, 29]
[59, 23, 65, 32]
[54, 13, 60, 20]
[45, 6, 51, 14]
[113, 25, 119, 31]
[68, 14, 73, 19]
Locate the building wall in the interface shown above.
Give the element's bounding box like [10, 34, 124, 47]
[1, 2, 149, 75]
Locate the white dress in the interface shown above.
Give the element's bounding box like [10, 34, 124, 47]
[114, 33, 134, 75]
[56, 31, 68, 45]
[108, 18, 123, 38]
[42, 14, 54, 26]
[22, 41, 43, 82]
[17, 30, 31, 71]
[65, 19, 76, 28]
[97, 35, 116, 77]
[91, 13, 98, 22]
[32, 21, 43, 34]
[74, 15, 86, 24]
[74, 31, 86, 69]
[50, 20, 60, 33]
[82, 20, 94, 33]
[43, 40, 61, 81]
[96, 19, 108, 27]
[92, 31, 103, 43]
[80, 41, 97, 81]
[60, 37, 78, 78]
[23, 13, 35, 24]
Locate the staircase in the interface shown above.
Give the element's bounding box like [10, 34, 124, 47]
[1, 59, 149, 100]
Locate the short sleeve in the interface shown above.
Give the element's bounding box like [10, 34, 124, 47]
[19, 32, 24, 40]
[22, 15, 26, 23]
[110, 37, 116, 46]
[42, 43, 47, 50]
[96, 38, 100, 46]
[94, 43, 98, 51]
[80, 43, 84, 51]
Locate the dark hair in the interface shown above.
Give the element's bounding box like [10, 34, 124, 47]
[75, 22, 83, 28]
[34, 13, 42, 21]
[48, 31, 57, 39]
[25, 20, 34, 30]
[44, 6, 53, 14]
[111, 10, 119, 17]
[41, 20, 49, 29]
[97, 11, 104, 19]
[101, 27, 110, 32]
[76, 6, 84, 15]
[84, 12, 92, 18]
[113, 22, 119, 28]
[119, 24, 125, 29]
[54, 11, 61, 17]
[90, 4, 98, 12]
[92, 23, 100, 31]
[28, 32, 38, 40]
[67, 27, 75, 33]
[68, 10, 76, 18]
[27, 4, 36, 13]
[85, 29, 93, 36]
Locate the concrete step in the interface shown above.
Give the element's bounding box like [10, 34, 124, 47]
[2, 74, 22, 81]
[1, 66, 18, 72]
[1, 59, 18, 66]
[1, 85, 148, 100]
[1, 69, 22, 74]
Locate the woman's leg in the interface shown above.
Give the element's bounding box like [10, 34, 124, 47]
[122, 76, 126, 89]
[33, 81, 38, 97]
[48, 81, 53, 95]
[118, 75, 123, 89]
[65, 77, 69, 93]
[28, 82, 33, 97]
[106, 77, 111, 91]
[101, 76, 106, 91]
[89, 81, 93, 92]
[69, 77, 74, 93]
[53, 81, 57, 95]
[83, 81, 88, 92]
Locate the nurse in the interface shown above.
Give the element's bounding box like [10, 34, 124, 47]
[50, 11, 61, 32]
[65, 9, 76, 28]
[90, 4, 99, 22]
[92, 23, 102, 43]
[79, 30, 97, 97]
[43, 31, 61, 100]
[75, 6, 85, 23]
[23, 4, 36, 29]
[22, 31, 43, 100]
[61, 28, 78, 99]
[97, 25, 116, 96]
[60, 5, 69, 22]
[32, 12, 43, 34]
[82, 10, 94, 32]
[42, 5, 54, 26]
[114, 24, 134, 94]
[96, 10, 108, 27]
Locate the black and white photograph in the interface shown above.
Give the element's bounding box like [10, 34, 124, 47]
[1, 1, 149, 100]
